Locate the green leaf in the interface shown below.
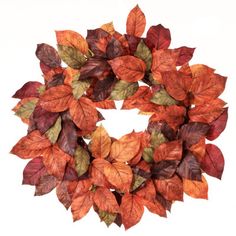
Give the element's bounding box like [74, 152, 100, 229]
[151, 89, 177, 105]
[72, 78, 91, 99]
[150, 130, 167, 148]
[110, 80, 138, 100]
[143, 147, 154, 163]
[37, 85, 46, 95]
[57, 45, 87, 69]
[131, 174, 146, 191]
[134, 40, 152, 71]
[74, 145, 90, 177]
[98, 210, 117, 227]
[15, 98, 38, 119]
[45, 116, 62, 144]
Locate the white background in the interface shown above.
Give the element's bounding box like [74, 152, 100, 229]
[0, 0, 236, 235]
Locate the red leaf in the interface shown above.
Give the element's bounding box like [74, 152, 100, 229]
[35, 174, 58, 196]
[108, 55, 146, 82]
[145, 24, 171, 50]
[201, 144, 224, 179]
[174, 47, 195, 66]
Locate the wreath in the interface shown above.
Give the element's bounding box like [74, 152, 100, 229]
[11, 5, 227, 230]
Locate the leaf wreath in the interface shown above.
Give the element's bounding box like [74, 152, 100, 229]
[11, 5, 227, 230]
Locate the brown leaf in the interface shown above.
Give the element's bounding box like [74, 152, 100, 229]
[183, 175, 208, 199]
[35, 174, 58, 196]
[11, 130, 51, 159]
[120, 193, 144, 230]
[108, 55, 146, 82]
[39, 85, 72, 112]
[126, 5, 146, 37]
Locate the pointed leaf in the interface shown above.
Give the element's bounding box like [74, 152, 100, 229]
[151, 89, 178, 105]
[45, 116, 62, 144]
[35, 174, 58, 196]
[74, 145, 90, 177]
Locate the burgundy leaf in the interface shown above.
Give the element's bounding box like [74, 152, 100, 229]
[207, 108, 228, 141]
[175, 47, 195, 66]
[63, 165, 79, 181]
[106, 37, 126, 59]
[144, 24, 171, 50]
[12, 81, 42, 99]
[46, 73, 65, 89]
[36, 43, 61, 68]
[177, 152, 202, 181]
[125, 34, 141, 55]
[201, 144, 224, 179]
[35, 174, 58, 196]
[22, 157, 47, 185]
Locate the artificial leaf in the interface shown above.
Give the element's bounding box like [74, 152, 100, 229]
[174, 46, 195, 66]
[39, 85, 72, 112]
[183, 175, 208, 199]
[69, 97, 98, 131]
[90, 125, 111, 159]
[45, 116, 62, 144]
[101, 22, 115, 35]
[108, 55, 146, 82]
[11, 130, 51, 159]
[22, 157, 46, 185]
[74, 145, 90, 177]
[94, 187, 119, 213]
[134, 40, 152, 70]
[120, 193, 144, 230]
[151, 89, 178, 105]
[131, 174, 146, 191]
[56, 30, 89, 55]
[36, 43, 61, 68]
[106, 37, 126, 59]
[154, 140, 182, 162]
[15, 98, 38, 119]
[154, 175, 183, 201]
[57, 45, 87, 69]
[43, 144, 71, 179]
[110, 132, 141, 162]
[201, 144, 224, 179]
[207, 108, 228, 140]
[72, 78, 91, 99]
[12, 81, 43, 99]
[97, 210, 117, 227]
[145, 24, 171, 50]
[71, 191, 94, 221]
[150, 130, 167, 148]
[110, 80, 138, 100]
[177, 152, 202, 181]
[126, 5, 146, 37]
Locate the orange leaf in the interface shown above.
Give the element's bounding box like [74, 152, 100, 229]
[140, 198, 166, 217]
[188, 137, 206, 162]
[100, 22, 115, 35]
[149, 105, 186, 130]
[73, 179, 93, 198]
[40, 85, 72, 112]
[183, 175, 208, 199]
[94, 187, 119, 213]
[108, 55, 146, 82]
[101, 160, 133, 192]
[43, 144, 71, 179]
[151, 49, 178, 84]
[163, 71, 192, 100]
[93, 100, 116, 109]
[120, 193, 144, 230]
[71, 191, 94, 221]
[55, 30, 88, 55]
[190, 64, 227, 105]
[11, 130, 51, 159]
[110, 132, 141, 162]
[188, 98, 226, 123]
[126, 5, 146, 37]
[90, 125, 111, 159]
[69, 97, 98, 131]
[154, 140, 183, 162]
[136, 180, 156, 202]
[154, 175, 183, 201]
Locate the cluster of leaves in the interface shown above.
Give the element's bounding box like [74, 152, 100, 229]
[11, 5, 227, 230]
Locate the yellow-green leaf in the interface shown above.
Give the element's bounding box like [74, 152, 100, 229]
[74, 145, 90, 177]
[45, 116, 62, 144]
[150, 131, 167, 148]
[131, 174, 146, 191]
[143, 147, 154, 163]
[72, 79, 91, 99]
[151, 89, 177, 105]
[110, 80, 138, 100]
[98, 210, 117, 227]
[134, 40, 152, 71]
[57, 45, 87, 69]
[15, 98, 38, 119]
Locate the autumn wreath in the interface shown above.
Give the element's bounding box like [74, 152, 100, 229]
[11, 5, 227, 229]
